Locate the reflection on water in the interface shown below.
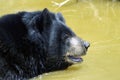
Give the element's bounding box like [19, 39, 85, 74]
[0, 0, 120, 80]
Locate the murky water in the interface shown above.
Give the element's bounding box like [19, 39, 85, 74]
[0, 0, 120, 80]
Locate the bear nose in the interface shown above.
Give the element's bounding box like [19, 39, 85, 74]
[83, 41, 90, 49]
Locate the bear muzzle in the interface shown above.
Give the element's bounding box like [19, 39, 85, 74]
[65, 37, 90, 63]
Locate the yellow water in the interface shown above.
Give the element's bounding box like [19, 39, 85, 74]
[0, 0, 120, 80]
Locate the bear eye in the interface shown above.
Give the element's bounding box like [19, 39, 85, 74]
[63, 33, 70, 40]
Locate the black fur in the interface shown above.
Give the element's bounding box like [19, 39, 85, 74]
[0, 8, 77, 80]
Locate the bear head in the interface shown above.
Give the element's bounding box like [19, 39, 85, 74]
[23, 8, 90, 72]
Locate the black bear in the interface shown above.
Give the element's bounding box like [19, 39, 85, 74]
[0, 8, 90, 80]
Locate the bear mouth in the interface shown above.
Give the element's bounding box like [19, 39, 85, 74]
[66, 55, 83, 63]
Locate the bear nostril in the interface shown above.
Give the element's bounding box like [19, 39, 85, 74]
[84, 41, 90, 49]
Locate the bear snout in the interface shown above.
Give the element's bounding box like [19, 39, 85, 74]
[67, 37, 88, 56]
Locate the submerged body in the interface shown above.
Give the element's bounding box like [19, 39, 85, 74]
[0, 8, 89, 80]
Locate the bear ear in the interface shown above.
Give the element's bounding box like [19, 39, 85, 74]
[56, 12, 65, 23]
[39, 8, 52, 26]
